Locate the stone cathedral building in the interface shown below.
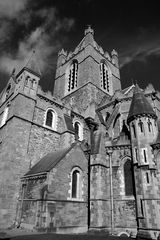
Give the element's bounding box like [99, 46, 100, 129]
[0, 26, 160, 239]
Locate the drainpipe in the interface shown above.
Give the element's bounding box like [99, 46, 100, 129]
[107, 148, 113, 235]
[87, 148, 91, 230]
[85, 117, 98, 231]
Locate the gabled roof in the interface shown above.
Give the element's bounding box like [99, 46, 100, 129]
[127, 84, 157, 123]
[24, 143, 76, 177]
[121, 84, 135, 95]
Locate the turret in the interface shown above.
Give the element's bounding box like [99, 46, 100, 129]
[15, 51, 41, 96]
[111, 49, 119, 68]
[57, 48, 67, 68]
[127, 84, 160, 239]
[127, 84, 157, 166]
[84, 25, 95, 47]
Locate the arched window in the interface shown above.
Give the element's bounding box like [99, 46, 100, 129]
[67, 60, 78, 93]
[44, 109, 57, 130]
[134, 147, 138, 162]
[5, 84, 11, 99]
[0, 106, 9, 127]
[142, 148, 148, 163]
[74, 122, 79, 140]
[25, 76, 30, 86]
[105, 112, 110, 123]
[73, 121, 83, 141]
[147, 119, 152, 132]
[138, 119, 144, 133]
[100, 61, 111, 93]
[124, 160, 134, 196]
[146, 172, 150, 184]
[131, 123, 136, 138]
[71, 168, 82, 199]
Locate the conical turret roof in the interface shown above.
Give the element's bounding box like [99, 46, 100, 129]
[127, 84, 157, 123]
[24, 50, 41, 77]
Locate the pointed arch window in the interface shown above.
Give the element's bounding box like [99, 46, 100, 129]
[100, 61, 111, 93]
[131, 123, 136, 138]
[134, 147, 138, 162]
[147, 119, 152, 132]
[44, 109, 57, 130]
[25, 76, 30, 86]
[142, 148, 148, 163]
[146, 172, 150, 184]
[105, 112, 110, 123]
[5, 84, 11, 99]
[138, 119, 144, 133]
[124, 159, 134, 196]
[67, 60, 78, 93]
[71, 168, 82, 199]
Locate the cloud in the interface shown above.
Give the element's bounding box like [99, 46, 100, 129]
[119, 28, 160, 68]
[0, 0, 27, 19]
[119, 40, 160, 68]
[0, 6, 75, 77]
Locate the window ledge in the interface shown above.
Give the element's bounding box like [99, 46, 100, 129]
[122, 195, 135, 200]
[67, 197, 83, 202]
[43, 124, 56, 131]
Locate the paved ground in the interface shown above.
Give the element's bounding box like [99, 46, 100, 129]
[0, 230, 133, 240]
[11, 234, 132, 240]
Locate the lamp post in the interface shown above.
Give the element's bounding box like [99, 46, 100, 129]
[106, 148, 114, 235]
[85, 117, 98, 231]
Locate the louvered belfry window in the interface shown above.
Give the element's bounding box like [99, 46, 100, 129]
[68, 60, 78, 92]
[100, 62, 109, 92]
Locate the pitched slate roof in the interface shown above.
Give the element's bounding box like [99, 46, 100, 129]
[25, 144, 76, 177]
[127, 84, 157, 123]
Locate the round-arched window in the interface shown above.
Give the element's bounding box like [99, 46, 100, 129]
[44, 109, 57, 130]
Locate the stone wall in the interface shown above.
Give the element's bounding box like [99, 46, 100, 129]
[0, 117, 31, 228]
[20, 143, 88, 232]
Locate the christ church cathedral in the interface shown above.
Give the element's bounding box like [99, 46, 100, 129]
[0, 26, 160, 239]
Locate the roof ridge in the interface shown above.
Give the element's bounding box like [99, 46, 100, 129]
[47, 142, 78, 170]
[24, 142, 79, 177]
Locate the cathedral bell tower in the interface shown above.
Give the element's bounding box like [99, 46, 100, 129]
[127, 84, 160, 239]
[53, 26, 121, 115]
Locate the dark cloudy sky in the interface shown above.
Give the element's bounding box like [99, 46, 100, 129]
[0, 0, 160, 93]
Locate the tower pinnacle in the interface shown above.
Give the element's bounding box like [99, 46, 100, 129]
[84, 25, 94, 35]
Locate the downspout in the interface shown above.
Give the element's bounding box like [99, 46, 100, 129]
[85, 117, 98, 231]
[107, 149, 113, 235]
[87, 125, 94, 231]
[87, 148, 91, 230]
